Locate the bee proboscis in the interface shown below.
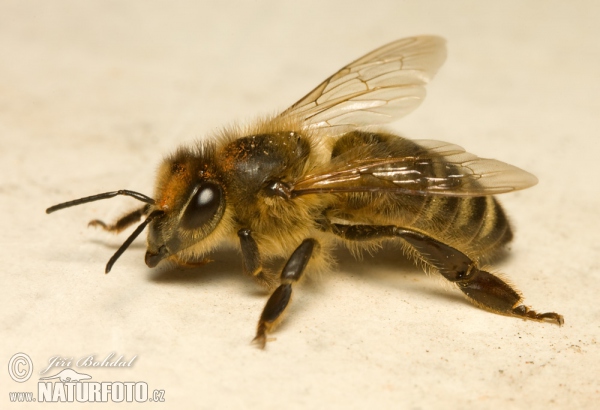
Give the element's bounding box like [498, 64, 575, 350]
[47, 36, 563, 348]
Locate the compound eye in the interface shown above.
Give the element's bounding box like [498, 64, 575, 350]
[181, 182, 223, 230]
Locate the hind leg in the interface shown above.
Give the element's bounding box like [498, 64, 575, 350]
[330, 223, 563, 325]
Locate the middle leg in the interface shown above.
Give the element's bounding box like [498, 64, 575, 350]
[253, 238, 317, 349]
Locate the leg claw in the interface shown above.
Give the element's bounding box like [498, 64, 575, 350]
[513, 305, 564, 326]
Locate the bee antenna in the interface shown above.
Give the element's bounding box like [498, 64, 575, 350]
[105, 210, 164, 274]
[46, 190, 155, 214]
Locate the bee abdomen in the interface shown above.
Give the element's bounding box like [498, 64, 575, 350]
[445, 196, 513, 258]
[406, 195, 510, 258]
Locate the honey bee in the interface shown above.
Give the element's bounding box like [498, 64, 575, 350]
[47, 36, 563, 348]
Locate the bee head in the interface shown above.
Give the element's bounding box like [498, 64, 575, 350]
[145, 144, 228, 268]
[45, 143, 229, 273]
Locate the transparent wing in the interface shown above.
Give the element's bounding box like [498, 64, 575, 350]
[279, 36, 447, 129]
[290, 140, 538, 197]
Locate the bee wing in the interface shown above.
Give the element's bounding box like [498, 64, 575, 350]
[290, 140, 538, 197]
[279, 36, 447, 128]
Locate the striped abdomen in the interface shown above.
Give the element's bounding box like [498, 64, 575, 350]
[329, 131, 513, 260]
[402, 195, 513, 259]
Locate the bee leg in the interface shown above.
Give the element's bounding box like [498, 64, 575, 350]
[395, 229, 564, 326]
[237, 229, 277, 289]
[88, 204, 151, 233]
[330, 224, 563, 326]
[252, 238, 317, 349]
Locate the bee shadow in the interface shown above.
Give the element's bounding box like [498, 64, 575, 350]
[143, 241, 514, 308]
[88, 238, 147, 250]
[331, 243, 477, 307]
[148, 248, 246, 288]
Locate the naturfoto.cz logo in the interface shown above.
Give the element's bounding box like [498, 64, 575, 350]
[8, 353, 166, 404]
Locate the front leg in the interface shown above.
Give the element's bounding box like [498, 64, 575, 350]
[253, 238, 317, 349]
[89, 204, 151, 233]
[237, 229, 277, 289]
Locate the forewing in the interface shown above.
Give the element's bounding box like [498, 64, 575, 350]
[279, 36, 447, 128]
[290, 140, 538, 197]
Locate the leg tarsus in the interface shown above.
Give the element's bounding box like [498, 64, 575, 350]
[253, 239, 316, 348]
[170, 255, 213, 268]
[252, 325, 268, 349]
[88, 219, 108, 229]
[253, 284, 293, 349]
[251, 327, 276, 349]
[88, 204, 150, 233]
[512, 305, 564, 326]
